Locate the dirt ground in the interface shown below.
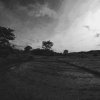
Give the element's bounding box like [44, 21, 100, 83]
[0, 56, 100, 100]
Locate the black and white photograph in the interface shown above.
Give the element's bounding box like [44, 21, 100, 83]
[0, 0, 100, 100]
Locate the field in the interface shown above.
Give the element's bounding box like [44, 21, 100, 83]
[0, 55, 100, 100]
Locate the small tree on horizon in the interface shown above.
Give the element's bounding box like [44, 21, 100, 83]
[42, 40, 53, 50]
[63, 50, 68, 55]
[24, 45, 32, 52]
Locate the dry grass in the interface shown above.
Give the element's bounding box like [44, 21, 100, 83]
[0, 55, 100, 100]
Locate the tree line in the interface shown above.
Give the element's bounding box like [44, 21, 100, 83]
[0, 26, 68, 57]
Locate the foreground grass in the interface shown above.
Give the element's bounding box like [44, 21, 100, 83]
[0, 56, 100, 100]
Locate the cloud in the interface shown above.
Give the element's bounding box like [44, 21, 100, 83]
[0, 0, 44, 8]
[0, 0, 62, 21]
[28, 3, 58, 19]
[0, 0, 63, 10]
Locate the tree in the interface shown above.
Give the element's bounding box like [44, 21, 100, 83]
[0, 26, 15, 48]
[42, 40, 53, 50]
[24, 45, 32, 52]
[0, 26, 16, 56]
[63, 50, 68, 55]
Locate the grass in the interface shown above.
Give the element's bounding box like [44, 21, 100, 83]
[0, 55, 100, 100]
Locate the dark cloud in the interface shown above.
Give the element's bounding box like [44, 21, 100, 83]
[0, 0, 63, 11]
[0, 0, 62, 20]
[46, 0, 63, 11]
[0, 0, 64, 49]
[0, 0, 44, 7]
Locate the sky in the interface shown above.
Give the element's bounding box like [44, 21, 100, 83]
[0, 0, 100, 52]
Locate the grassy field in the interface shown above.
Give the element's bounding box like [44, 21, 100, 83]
[0, 55, 100, 100]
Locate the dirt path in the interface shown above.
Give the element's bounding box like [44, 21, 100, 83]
[57, 59, 100, 77]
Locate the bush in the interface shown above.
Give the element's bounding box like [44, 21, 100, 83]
[31, 48, 55, 56]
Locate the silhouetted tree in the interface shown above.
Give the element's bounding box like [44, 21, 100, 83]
[0, 26, 15, 48]
[42, 40, 53, 50]
[24, 45, 32, 52]
[63, 50, 68, 55]
[0, 26, 15, 56]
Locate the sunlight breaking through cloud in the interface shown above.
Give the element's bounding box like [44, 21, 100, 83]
[50, 0, 100, 52]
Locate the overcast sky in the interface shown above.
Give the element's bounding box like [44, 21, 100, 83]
[0, 0, 100, 52]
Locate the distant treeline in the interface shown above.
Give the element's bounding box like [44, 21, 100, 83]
[31, 48, 62, 56]
[67, 50, 100, 58]
[0, 26, 100, 57]
[0, 26, 69, 57]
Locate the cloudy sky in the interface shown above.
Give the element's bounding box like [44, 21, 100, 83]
[1, 0, 100, 52]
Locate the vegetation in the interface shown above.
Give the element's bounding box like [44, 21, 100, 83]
[31, 48, 61, 56]
[0, 26, 65, 57]
[42, 40, 53, 50]
[24, 45, 32, 53]
[0, 26, 15, 47]
[1, 26, 100, 100]
[0, 26, 15, 56]
[63, 50, 68, 55]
